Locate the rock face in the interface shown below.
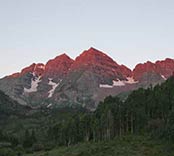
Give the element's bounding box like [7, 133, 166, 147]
[70, 48, 131, 82]
[156, 58, 174, 78]
[9, 63, 45, 78]
[0, 47, 174, 110]
[133, 58, 174, 81]
[44, 54, 74, 80]
[52, 48, 133, 109]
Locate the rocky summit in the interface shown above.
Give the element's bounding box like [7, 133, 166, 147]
[0, 47, 174, 110]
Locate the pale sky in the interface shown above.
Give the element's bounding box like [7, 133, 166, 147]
[1, 0, 174, 78]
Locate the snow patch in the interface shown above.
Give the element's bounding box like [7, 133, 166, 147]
[48, 78, 61, 98]
[34, 64, 45, 70]
[99, 77, 138, 88]
[161, 75, 167, 80]
[113, 80, 125, 86]
[24, 76, 41, 93]
[47, 103, 52, 108]
[99, 84, 113, 88]
[125, 77, 138, 84]
[38, 65, 45, 69]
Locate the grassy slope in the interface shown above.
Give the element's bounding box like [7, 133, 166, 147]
[25, 135, 174, 156]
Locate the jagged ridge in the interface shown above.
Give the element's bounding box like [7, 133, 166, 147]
[0, 47, 174, 109]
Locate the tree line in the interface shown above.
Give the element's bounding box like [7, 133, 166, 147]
[47, 76, 174, 146]
[1, 76, 174, 153]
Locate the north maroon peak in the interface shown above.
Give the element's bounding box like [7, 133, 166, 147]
[54, 53, 72, 60]
[44, 53, 74, 79]
[45, 53, 73, 65]
[8, 53, 73, 80]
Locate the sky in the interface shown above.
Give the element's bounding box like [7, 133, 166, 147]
[0, 0, 174, 78]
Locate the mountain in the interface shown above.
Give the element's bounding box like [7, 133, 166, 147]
[44, 53, 74, 80]
[53, 48, 133, 109]
[70, 47, 132, 79]
[0, 90, 30, 118]
[0, 47, 174, 110]
[133, 58, 174, 81]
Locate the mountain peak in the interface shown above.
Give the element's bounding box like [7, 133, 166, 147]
[83, 47, 107, 56]
[8, 63, 45, 78]
[21, 63, 45, 76]
[133, 58, 174, 80]
[44, 53, 74, 79]
[53, 53, 73, 61]
[73, 48, 115, 67]
[75, 47, 113, 63]
[70, 48, 131, 80]
[88, 47, 99, 52]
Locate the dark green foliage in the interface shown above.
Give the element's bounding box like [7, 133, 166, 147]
[24, 135, 174, 156]
[1, 76, 174, 155]
[23, 129, 37, 148]
[46, 77, 174, 145]
[0, 148, 16, 156]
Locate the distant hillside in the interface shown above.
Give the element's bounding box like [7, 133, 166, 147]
[0, 90, 30, 117]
